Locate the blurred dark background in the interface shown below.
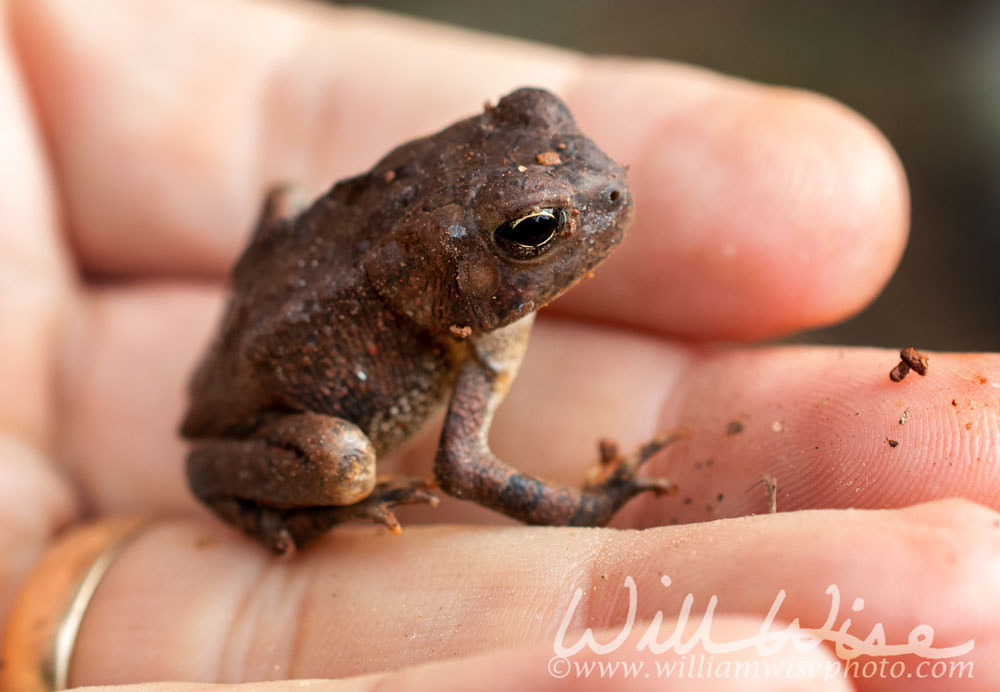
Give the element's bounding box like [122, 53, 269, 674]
[341, 0, 999, 350]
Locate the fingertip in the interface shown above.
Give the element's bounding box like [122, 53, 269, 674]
[755, 86, 909, 331]
[559, 65, 910, 339]
[617, 347, 1000, 527]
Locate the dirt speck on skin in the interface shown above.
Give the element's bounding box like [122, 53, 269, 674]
[751, 475, 778, 514]
[726, 420, 745, 435]
[901, 347, 929, 375]
[899, 410, 909, 425]
[887, 439, 899, 448]
[890, 361, 910, 382]
[891, 347, 930, 382]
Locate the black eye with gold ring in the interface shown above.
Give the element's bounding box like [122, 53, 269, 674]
[492, 208, 565, 260]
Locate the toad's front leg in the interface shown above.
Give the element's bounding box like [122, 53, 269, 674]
[433, 318, 682, 526]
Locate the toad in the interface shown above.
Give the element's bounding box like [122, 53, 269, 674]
[181, 88, 681, 554]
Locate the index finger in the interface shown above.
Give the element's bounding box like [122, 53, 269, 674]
[12, 0, 907, 339]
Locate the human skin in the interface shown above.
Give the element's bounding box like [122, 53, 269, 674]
[0, 0, 998, 690]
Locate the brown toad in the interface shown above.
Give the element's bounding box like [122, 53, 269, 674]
[181, 88, 680, 554]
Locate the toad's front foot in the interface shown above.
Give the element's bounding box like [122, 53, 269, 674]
[586, 432, 680, 494]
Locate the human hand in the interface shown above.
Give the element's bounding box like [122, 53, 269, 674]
[1, 1, 997, 690]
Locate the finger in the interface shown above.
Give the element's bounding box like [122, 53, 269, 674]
[12, 0, 906, 338]
[0, 0, 79, 627]
[71, 618, 850, 692]
[405, 329, 1000, 527]
[0, 438, 76, 632]
[54, 501, 999, 687]
[60, 285, 999, 526]
[558, 77, 907, 339]
[0, 0, 73, 443]
[609, 341, 1000, 528]
[56, 284, 214, 516]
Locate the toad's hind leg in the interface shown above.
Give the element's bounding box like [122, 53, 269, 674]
[187, 412, 436, 554]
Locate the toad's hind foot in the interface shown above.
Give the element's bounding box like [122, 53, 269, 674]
[279, 476, 437, 553]
[209, 477, 438, 556]
[326, 476, 440, 536]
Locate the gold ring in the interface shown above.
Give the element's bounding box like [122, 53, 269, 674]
[1, 517, 150, 691]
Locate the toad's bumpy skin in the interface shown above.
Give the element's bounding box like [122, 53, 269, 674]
[181, 88, 680, 554]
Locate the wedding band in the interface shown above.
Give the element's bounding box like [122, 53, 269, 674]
[1, 517, 150, 691]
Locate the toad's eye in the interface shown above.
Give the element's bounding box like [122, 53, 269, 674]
[492, 208, 565, 260]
